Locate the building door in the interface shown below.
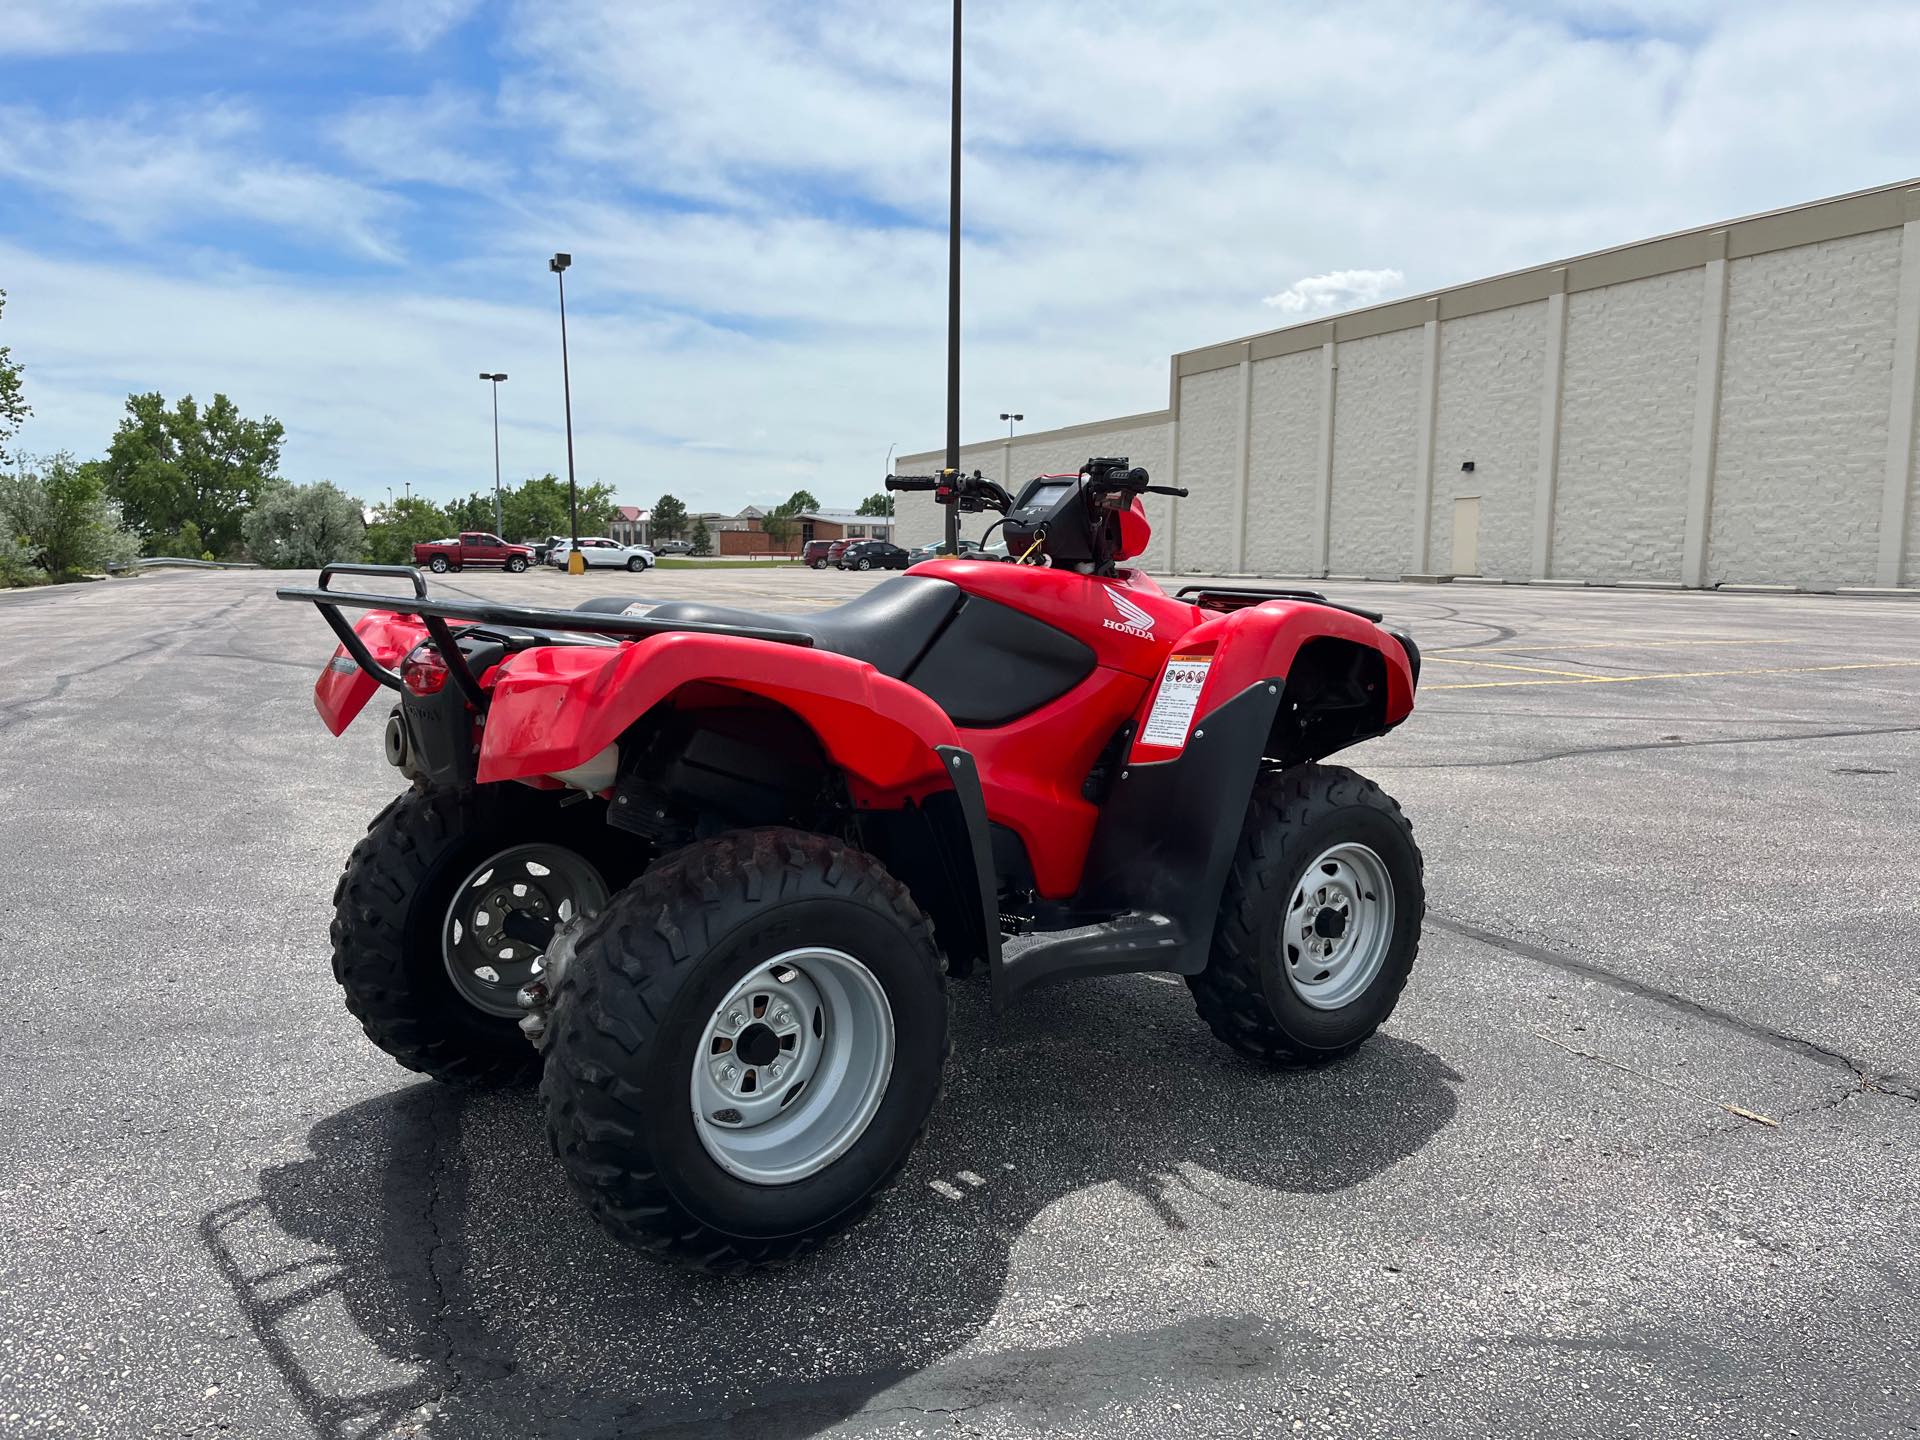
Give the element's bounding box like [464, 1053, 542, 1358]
[1450, 496, 1480, 575]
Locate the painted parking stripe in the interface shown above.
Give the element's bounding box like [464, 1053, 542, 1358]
[1430, 638, 1806, 654]
[1425, 659, 1920, 691]
[1424, 656, 1610, 679]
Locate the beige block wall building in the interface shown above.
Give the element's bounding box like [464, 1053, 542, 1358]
[895, 178, 1920, 589]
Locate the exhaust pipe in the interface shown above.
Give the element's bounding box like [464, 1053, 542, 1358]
[383, 709, 410, 769]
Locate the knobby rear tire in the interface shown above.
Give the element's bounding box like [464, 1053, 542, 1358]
[330, 786, 627, 1087]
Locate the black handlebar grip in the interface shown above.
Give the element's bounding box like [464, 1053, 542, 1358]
[885, 474, 939, 491]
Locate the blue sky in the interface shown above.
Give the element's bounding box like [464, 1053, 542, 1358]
[3, 0, 1918, 514]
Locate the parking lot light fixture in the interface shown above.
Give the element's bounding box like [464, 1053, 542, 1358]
[1000, 412, 1022, 439]
[549, 252, 583, 573]
[480, 373, 508, 535]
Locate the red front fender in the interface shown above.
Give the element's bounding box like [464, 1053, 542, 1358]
[476, 633, 962, 795]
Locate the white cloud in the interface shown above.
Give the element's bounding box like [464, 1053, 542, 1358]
[329, 90, 508, 190]
[1263, 268, 1406, 315]
[0, 103, 403, 262]
[339, 0, 483, 51]
[0, 0, 191, 56]
[6, 1, 1920, 514]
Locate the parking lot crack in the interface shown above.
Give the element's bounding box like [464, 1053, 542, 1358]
[1393, 723, 1920, 770]
[418, 1088, 469, 1404]
[1432, 914, 1919, 1103]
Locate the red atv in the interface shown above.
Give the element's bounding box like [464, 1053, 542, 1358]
[280, 457, 1424, 1269]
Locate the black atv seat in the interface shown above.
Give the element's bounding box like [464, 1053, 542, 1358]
[574, 576, 963, 679]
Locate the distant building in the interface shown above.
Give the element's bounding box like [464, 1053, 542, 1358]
[607, 502, 892, 555]
[895, 175, 1920, 589]
[609, 506, 649, 546]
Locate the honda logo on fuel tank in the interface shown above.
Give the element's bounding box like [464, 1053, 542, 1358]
[1103, 590, 1156, 638]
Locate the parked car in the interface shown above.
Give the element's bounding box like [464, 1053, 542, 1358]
[549, 537, 655, 572]
[838, 540, 912, 571]
[823, 540, 853, 568]
[653, 539, 695, 556]
[802, 540, 837, 569]
[908, 538, 995, 564]
[411, 532, 535, 574]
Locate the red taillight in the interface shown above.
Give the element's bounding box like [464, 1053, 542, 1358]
[401, 643, 449, 697]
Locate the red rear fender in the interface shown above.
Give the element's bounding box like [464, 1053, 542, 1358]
[313, 611, 427, 735]
[476, 633, 962, 792]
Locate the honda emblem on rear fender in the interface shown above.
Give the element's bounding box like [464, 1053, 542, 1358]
[1103, 590, 1155, 638]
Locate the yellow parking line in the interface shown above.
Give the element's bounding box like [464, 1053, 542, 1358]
[1424, 656, 1604, 679]
[1426, 659, 1920, 691]
[1431, 639, 1803, 654]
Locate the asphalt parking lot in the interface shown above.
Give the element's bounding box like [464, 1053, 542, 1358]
[1, 564, 1916, 1439]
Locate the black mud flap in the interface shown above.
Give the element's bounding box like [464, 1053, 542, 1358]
[925, 748, 1013, 990]
[993, 681, 1284, 1009]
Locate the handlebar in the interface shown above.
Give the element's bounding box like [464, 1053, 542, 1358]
[885, 473, 940, 492]
[1080, 458, 1188, 500]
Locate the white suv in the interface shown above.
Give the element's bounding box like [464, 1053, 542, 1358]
[549, 537, 655, 572]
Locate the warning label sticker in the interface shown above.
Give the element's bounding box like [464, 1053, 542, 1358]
[1140, 655, 1212, 748]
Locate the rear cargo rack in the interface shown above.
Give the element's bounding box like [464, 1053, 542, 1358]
[1176, 584, 1384, 624]
[278, 562, 814, 710]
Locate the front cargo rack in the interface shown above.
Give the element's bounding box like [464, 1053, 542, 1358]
[278, 562, 814, 711]
[1175, 584, 1384, 624]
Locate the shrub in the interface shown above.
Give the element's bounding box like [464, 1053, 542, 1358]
[0, 529, 45, 587]
[243, 481, 367, 568]
[0, 454, 141, 580]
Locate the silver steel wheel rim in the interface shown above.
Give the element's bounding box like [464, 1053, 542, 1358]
[1281, 842, 1395, 1011]
[441, 844, 608, 1018]
[691, 947, 895, 1186]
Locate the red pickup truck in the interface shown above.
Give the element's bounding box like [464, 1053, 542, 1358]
[411, 532, 535, 574]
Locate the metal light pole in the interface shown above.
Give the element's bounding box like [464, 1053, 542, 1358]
[943, 0, 963, 556]
[1000, 411, 1022, 439]
[549, 252, 582, 573]
[479, 372, 508, 534]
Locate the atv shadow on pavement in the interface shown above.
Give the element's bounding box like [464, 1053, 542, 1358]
[202, 973, 1460, 1439]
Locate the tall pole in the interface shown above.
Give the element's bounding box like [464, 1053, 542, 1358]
[481, 372, 507, 535]
[550, 253, 579, 554]
[943, 0, 962, 555]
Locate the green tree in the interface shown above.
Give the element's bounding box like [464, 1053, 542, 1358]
[689, 517, 713, 556]
[364, 495, 454, 565]
[446, 491, 496, 533]
[0, 453, 141, 579]
[652, 493, 688, 540]
[98, 392, 285, 557]
[0, 290, 30, 468]
[577, 480, 621, 536]
[151, 519, 213, 561]
[856, 493, 894, 517]
[759, 489, 821, 552]
[242, 481, 367, 568]
[493, 474, 620, 541]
